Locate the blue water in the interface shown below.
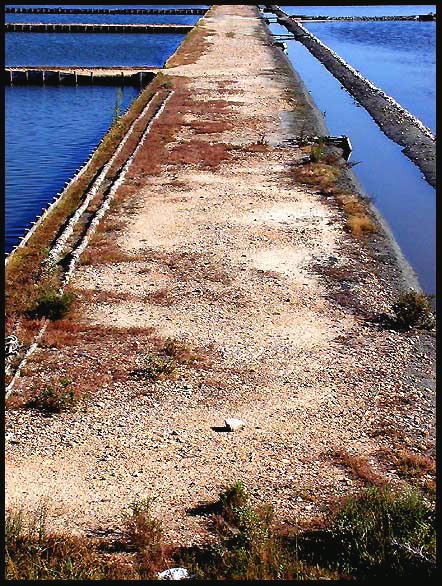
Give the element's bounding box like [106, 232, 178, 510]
[270, 20, 436, 295]
[280, 5, 435, 17]
[5, 13, 202, 23]
[304, 20, 436, 131]
[5, 32, 185, 67]
[6, 4, 209, 7]
[4, 4, 193, 256]
[5, 85, 139, 253]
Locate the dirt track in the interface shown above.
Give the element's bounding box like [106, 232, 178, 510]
[5, 5, 435, 545]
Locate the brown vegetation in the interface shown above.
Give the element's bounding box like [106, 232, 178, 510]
[394, 450, 435, 479]
[79, 235, 141, 266]
[328, 448, 386, 486]
[140, 250, 232, 285]
[165, 12, 216, 68]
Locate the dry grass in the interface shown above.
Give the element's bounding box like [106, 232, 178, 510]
[72, 288, 138, 304]
[165, 13, 216, 68]
[186, 119, 234, 134]
[6, 321, 161, 409]
[291, 161, 340, 190]
[329, 448, 386, 487]
[5, 499, 169, 580]
[167, 139, 234, 169]
[140, 250, 232, 285]
[79, 234, 141, 266]
[145, 287, 177, 307]
[41, 318, 155, 349]
[395, 450, 435, 479]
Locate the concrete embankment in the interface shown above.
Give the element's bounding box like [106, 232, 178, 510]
[289, 15, 436, 21]
[268, 5, 436, 188]
[5, 22, 193, 33]
[5, 67, 158, 86]
[6, 5, 435, 547]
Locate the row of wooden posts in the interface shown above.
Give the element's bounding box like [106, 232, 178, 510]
[5, 69, 156, 86]
[5, 22, 194, 33]
[5, 7, 207, 15]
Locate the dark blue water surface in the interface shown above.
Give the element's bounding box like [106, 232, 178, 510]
[5, 13, 202, 23]
[270, 20, 436, 295]
[5, 85, 139, 252]
[6, 4, 209, 6]
[4, 4, 193, 256]
[279, 5, 435, 16]
[5, 32, 185, 67]
[304, 20, 436, 131]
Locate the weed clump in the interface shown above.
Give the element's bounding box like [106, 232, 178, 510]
[188, 482, 290, 580]
[335, 192, 376, 237]
[310, 139, 324, 163]
[383, 291, 435, 331]
[135, 353, 177, 382]
[28, 288, 76, 321]
[124, 499, 167, 579]
[5, 498, 168, 580]
[185, 484, 435, 580]
[132, 338, 207, 382]
[28, 377, 77, 413]
[162, 337, 200, 364]
[395, 450, 435, 479]
[328, 486, 435, 579]
[5, 505, 129, 580]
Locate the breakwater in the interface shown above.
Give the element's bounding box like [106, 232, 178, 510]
[268, 5, 436, 188]
[5, 67, 157, 86]
[288, 14, 436, 22]
[5, 22, 193, 33]
[5, 7, 207, 15]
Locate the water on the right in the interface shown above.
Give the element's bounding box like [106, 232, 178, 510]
[270, 5, 436, 296]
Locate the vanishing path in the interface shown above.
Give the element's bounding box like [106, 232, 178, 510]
[6, 5, 435, 544]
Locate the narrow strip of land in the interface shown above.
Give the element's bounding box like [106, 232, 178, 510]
[6, 5, 435, 547]
[5, 67, 159, 86]
[5, 22, 193, 33]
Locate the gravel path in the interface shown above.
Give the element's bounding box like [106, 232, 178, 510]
[5, 5, 435, 545]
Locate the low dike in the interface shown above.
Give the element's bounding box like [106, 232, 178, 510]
[5, 22, 193, 33]
[5, 67, 158, 86]
[5, 5, 435, 548]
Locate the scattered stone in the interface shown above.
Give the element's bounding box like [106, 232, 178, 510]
[157, 567, 191, 580]
[225, 418, 245, 431]
[5, 432, 18, 443]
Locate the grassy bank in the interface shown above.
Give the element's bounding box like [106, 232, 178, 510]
[6, 482, 435, 580]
